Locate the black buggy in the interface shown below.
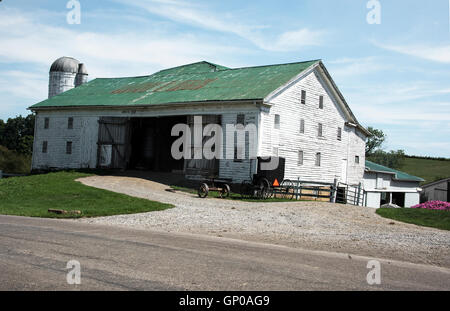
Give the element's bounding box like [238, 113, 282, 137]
[239, 157, 295, 200]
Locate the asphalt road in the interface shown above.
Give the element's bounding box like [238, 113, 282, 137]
[0, 215, 449, 291]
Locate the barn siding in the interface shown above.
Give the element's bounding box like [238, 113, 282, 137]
[260, 69, 366, 185]
[32, 112, 98, 170]
[218, 111, 258, 183]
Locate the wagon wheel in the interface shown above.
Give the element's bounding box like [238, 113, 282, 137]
[280, 179, 295, 200]
[240, 180, 252, 199]
[257, 178, 271, 200]
[220, 184, 231, 199]
[198, 183, 209, 198]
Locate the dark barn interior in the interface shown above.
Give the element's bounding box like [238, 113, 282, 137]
[128, 116, 186, 172]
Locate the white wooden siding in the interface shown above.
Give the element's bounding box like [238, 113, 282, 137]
[32, 113, 98, 170]
[260, 69, 366, 185]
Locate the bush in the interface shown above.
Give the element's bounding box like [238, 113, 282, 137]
[411, 201, 450, 211]
[0, 145, 31, 174]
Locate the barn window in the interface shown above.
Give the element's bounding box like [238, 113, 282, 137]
[274, 114, 280, 129]
[298, 150, 304, 165]
[337, 127, 342, 141]
[236, 114, 245, 125]
[301, 90, 306, 105]
[355, 155, 360, 164]
[315, 152, 321, 166]
[68, 117, 74, 129]
[44, 118, 49, 129]
[66, 141, 72, 155]
[273, 147, 279, 156]
[318, 123, 323, 137]
[234, 145, 244, 163]
[300, 119, 305, 134]
[42, 141, 48, 153]
[319, 96, 324, 109]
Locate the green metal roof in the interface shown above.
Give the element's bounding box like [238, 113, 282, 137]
[365, 160, 424, 182]
[30, 60, 320, 109]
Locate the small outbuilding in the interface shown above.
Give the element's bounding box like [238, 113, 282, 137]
[363, 160, 424, 208]
[421, 178, 450, 202]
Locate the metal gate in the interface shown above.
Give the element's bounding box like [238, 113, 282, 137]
[97, 117, 130, 169]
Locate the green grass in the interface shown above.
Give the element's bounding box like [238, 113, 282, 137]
[0, 171, 174, 218]
[170, 185, 311, 203]
[398, 157, 450, 185]
[376, 208, 450, 231]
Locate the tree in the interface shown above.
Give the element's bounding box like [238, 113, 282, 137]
[368, 149, 406, 170]
[366, 126, 385, 155]
[0, 114, 35, 155]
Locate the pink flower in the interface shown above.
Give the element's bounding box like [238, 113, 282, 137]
[411, 201, 450, 211]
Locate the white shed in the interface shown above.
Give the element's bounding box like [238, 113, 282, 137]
[363, 160, 424, 208]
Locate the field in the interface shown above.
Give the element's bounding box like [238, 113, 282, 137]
[376, 208, 450, 231]
[0, 171, 174, 218]
[399, 157, 450, 185]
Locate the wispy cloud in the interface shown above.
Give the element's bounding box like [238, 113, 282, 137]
[373, 41, 450, 64]
[118, 0, 327, 52]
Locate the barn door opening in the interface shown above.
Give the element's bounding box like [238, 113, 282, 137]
[97, 117, 130, 169]
[128, 116, 186, 172]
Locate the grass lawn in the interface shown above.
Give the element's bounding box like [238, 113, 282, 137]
[398, 157, 450, 185]
[376, 208, 450, 231]
[0, 171, 174, 219]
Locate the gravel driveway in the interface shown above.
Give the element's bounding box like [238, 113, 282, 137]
[76, 176, 450, 267]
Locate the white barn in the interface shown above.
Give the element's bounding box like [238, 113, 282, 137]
[30, 57, 370, 186]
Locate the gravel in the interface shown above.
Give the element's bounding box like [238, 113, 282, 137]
[76, 176, 450, 267]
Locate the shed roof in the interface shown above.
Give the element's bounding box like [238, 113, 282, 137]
[365, 160, 424, 182]
[30, 60, 320, 109]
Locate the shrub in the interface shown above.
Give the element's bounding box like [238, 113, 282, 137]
[411, 201, 450, 211]
[0, 145, 31, 174]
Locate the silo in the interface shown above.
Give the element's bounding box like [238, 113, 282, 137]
[48, 57, 88, 98]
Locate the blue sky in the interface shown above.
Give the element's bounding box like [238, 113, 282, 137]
[0, 0, 449, 157]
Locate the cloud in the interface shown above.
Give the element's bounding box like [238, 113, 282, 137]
[118, 0, 327, 52]
[373, 41, 450, 64]
[328, 57, 388, 77]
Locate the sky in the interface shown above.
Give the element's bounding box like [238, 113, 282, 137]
[0, 0, 449, 157]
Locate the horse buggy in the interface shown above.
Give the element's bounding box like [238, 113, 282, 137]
[239, 157, 295, 200]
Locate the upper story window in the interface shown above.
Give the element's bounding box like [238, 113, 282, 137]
[337, 127, 342, 141]
[355, 155, 360, 164]
[318, 123, 323, 137]
[298, 150, 304, 166]
[315, 152, 321, 167]
[274, 114, 280, 129]
[301, 90, 306, 105]
[68, 117, 74, 129]
[319, 96, 324, 109]
[42, 141, 48, 153]
[236, 114, 245, 125]
[66, 141, 73, 155]
[300, 119, 305, 134]
[44, 118, 49, 129]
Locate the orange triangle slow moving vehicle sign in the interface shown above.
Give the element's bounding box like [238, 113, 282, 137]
[273, 179, 280, 187]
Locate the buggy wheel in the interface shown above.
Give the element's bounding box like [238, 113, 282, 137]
[280, 179, 295, 200]
[257, 178, 271, 200]
[198, 183, 209, 198]
[220, 184, 231, 198]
